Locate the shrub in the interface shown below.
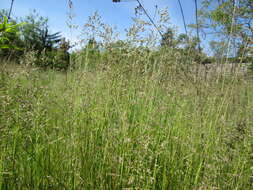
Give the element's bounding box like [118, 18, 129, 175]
[0, 16, 25, 59]
[53, 48, 70, 71]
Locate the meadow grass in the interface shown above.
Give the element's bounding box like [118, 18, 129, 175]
[0, 61, 253, 190]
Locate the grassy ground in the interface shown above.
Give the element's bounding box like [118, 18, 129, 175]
[0, 62, 253, 189]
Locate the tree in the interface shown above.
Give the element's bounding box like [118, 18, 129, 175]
[0, 15, 25, 58]
[40, 28, 61, 51]
[86, 38, 99, 50]
[53, 38, 71, 70]
[177, 33, 189, 48]
[209, 40, 227, 60]
[199, 0, 253, 59]
[161, 28, 176, 48]
[20, 10, 61, 52]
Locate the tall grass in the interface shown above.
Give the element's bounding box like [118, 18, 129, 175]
[0, 57, 253, 189]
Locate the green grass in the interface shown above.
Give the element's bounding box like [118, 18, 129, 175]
[0, 63, 253, 190]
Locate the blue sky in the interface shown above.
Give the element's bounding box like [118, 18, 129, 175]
[1, 0, 200, 46]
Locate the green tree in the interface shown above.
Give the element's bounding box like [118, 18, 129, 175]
[209, 40, 228, 61]
[161, 28, 176, 48]
[200, 0, 253, 59]
[40, 28, 61, 51]
[0, 15, 25, 58]
[20, 10, 61, 52]
[53, 38, 71, 71]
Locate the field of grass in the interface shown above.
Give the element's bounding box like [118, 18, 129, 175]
[0, 62, 253, 189]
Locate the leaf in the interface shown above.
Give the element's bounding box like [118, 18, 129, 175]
[0, 37, 9, 43]
[0, 44, 11, 49]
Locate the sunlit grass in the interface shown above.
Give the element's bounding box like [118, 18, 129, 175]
[0, 62, 253, 189]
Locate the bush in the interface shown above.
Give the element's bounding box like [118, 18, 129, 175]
[19, 38, 70, 71]
[0, 16, 25, 59]
[52, 49, 70, 71]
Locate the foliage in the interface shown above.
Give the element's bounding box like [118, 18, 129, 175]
[209, 40, 227, 60]
[20, 10, 61, 52]
[20, 39, 71, 70]
[160, 28, 176, 48]
[0, 9, 65, 65]
[0, 16, 25, 51]
[52, 38, 71, 70]
[40, 29, 61, 51]
[199, 0, 253, 58]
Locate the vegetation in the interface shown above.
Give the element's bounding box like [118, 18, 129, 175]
[199, 0, 252, 61]
[0, 1, 253, 189]
[0, 15, 25, 59]
[20, 10, 61, 52]
[1, 56, 253, 189]
[0, 10, 69, 70]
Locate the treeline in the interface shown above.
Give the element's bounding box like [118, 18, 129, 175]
[0, 9, 209, 72]
[0, 10, 70, 70]
[1, 0, 253, 72]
